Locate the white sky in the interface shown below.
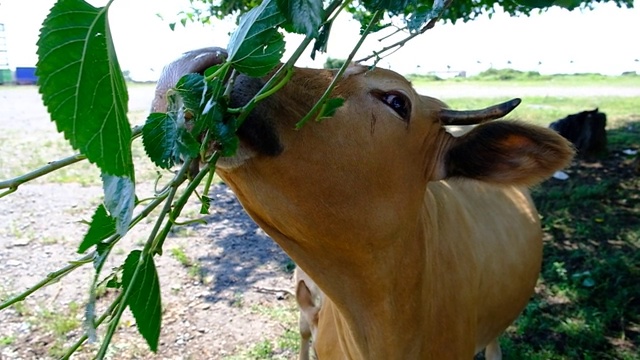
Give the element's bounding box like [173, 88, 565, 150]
[0, 0, 639, 80]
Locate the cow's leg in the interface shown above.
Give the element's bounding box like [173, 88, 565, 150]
[298, 315, 311, 360]
[484, 338, 502, 360]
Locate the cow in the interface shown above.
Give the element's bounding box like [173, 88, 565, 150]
[549, 108, 607, 158]
[152, 47, 575, 359]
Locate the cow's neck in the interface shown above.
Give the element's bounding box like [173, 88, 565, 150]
[219, 165, 442, 358]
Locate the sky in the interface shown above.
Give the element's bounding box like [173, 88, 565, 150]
[0, 0, 638, 81]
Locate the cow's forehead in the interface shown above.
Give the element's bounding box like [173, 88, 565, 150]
[342, 65, 415, 92]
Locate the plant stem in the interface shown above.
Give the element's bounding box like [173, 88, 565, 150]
[94, 159, 193, 359]
[295, 9, 384, 129]
[0, 153, 86, 196]
[60, 291, 124, 359]
[0, 255, 92, 310]
[0, 126, 143, 198]
[355, 0, 453, 63]
[153, 159, 215, 253]
[0, 191, 168, 311]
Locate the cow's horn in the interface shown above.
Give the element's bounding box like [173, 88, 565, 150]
[439, 98, 521, 125]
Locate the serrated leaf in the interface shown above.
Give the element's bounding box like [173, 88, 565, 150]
[175, 73, 206, 113]
[142, 111, 202, 169]
[122, 250, 162, 352]
[319, 97, 345, 119]
[232, 34, 286, 77]
[37, 0, 133, 178]
[277, 0, 323, 37]
[142, 113, 181, 169]
[227, 0, 286, 77]
[78, 204, 116, 253]
[101, 174, 135, 236]
[176, 129, 201, 159]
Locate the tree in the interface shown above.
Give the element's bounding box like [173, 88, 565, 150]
[180, 0, 634, 27]
[324, 57, 347, 69]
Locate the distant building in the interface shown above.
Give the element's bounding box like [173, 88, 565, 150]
[0, 23, 11, 84]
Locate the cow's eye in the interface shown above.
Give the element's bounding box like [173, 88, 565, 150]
[380, 92, 410, 121]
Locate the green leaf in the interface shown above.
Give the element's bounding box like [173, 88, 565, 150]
[277, 0, 323, 37]
[122, 250, 162, 352]
[37, 0, 133, 178]
[78, 204, 116, 253]
[175, 73, 207, 113]
[101, 174, 135, 236]
[177, 129, 201, 159]
[106, 277, 120, 289]
[200, 195, 211, 214]
[142, 113, 182, 169]
[202, 97, 239, 157]
[232, 34, 286, 77]
[319, 97, 345, 119]
[311, 20, 333, 60]
[227, 0, 286, 77]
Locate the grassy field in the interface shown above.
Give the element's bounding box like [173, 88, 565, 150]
[424, 72, 639, 360]
[1, 73, 639, 359]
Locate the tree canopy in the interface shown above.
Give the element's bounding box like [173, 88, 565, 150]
[180, 0, 634, 29]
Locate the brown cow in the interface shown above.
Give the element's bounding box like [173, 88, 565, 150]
[152, 48, 574, 359]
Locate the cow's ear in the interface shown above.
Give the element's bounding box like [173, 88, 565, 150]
[442, 121, 574, 186]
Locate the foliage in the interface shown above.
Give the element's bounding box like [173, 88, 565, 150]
[471, 68, 545, 81]
[324, 57, 347, 69]
[179, 0, 634, 29]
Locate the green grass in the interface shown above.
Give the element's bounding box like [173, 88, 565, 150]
[498, 117, 640, 359]
[409, 68, 640, 87]
[223, 303, 300, 360]
[224, 329, 300, 360]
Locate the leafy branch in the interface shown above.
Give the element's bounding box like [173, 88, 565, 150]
[355, 0, 453, 63]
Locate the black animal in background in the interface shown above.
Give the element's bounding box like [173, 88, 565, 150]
[549, 109, 607, 158]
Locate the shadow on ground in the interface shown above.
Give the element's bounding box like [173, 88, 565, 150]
[179, 184, 293, 305]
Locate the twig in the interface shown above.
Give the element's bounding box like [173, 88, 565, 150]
[355, 0, 453, 63]
[295, 9, 384, 128]
[0, 125, 143, 198]
[232, 0, 345, 129]
[95, 159, 195, 359]
[0, 153, 86, 196]
[60, 292, 124, 359]
[0, 255, 92, 310]
[0, 191, 168, 311]
[253, 286, 295, 299]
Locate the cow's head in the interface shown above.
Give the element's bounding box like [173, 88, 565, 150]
[153, 47, 574, 254]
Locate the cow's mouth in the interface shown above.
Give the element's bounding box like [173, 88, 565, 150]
[228, 74, 284, 158]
